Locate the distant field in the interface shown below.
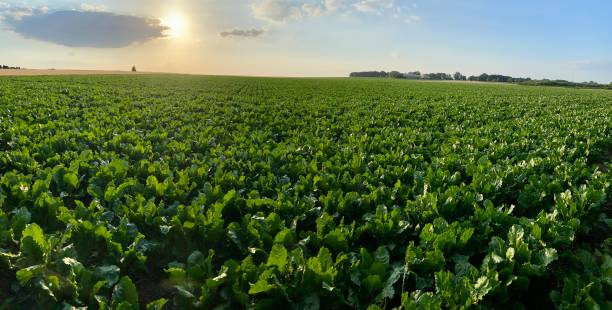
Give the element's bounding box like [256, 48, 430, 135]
[0, 69, 146, 76]
[0, 75, 610, 309]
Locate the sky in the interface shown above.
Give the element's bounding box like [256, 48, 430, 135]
[0, 0, 610, 82]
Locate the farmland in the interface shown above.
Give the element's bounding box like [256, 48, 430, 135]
[0, 75, 610, 309]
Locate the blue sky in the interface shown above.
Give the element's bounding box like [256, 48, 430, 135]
[0, 0, 610, 82]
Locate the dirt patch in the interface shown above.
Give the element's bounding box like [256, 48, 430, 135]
[0, 268, 15, 302]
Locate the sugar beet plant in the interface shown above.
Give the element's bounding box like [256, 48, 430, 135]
[0, 75, 610, 309]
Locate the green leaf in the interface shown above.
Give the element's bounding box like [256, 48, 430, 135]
[116, 302, 136, 310]
[112, 276, 139, 309]
[472, 276, 493, 302]
[508, 225, 524, 247]
[36, 277, 57, 299]
[536, 248, 558, 267]
[459, 227, 475, 245]
[316, 247, 333, 271]
[267, 244, 288, 272]
[363, 275, 382, 293]
[96, 265, 120, 287]
[506, 247, 515, 261]
[374, 246, 389, 264]
[20, 223, 49, 262]
[166, 267, 186, 283]
[63, 173, 79, 189]
[377, 265, 403, 301]
[453, 255, 473, 276]
[323, 229, 348, 250]
[15, 264, 44, 284]
[146, 298, 168, 310]
[10, 207, 31, 236]
[273, 228, 296, 246]
[249, 279, 275, 294]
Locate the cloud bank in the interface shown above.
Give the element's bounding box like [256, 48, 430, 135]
[220, 28, 265, 38]
[2, 9, 167, 48]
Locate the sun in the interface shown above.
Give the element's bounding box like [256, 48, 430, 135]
[161, 12, 188, 38]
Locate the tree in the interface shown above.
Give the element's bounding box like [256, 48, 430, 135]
[453, 72, 466, 81]
[132, 65, 137, 72]
[388, 71, 403, 79]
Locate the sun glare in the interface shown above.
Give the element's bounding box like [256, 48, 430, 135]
[161, 12, 188, 39]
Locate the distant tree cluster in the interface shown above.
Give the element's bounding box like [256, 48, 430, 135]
[1, 65, 21, 69]
[350, 71, 423, 79]
[349, 71, 388, 78]
[351, 70, 534, 83]
[422, 73, 453, 80]
[467, 73, 531, 83]
[520, 79, 612, 89]
[350, 71, 468, 81]
[351, 69, 611, 90]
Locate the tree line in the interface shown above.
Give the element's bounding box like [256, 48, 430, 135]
[349, 70, 530, 82]
[349, 70, 611, 89]
[520, 79, 612, 90]
[1, 65, 22, 69]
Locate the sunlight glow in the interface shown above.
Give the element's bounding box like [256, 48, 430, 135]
[161, 12, 188, 39]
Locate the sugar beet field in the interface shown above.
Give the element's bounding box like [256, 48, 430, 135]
[0, 75, 610, 309]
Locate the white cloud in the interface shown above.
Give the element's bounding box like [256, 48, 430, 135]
[251, 0, 306, 23]
[80, 3, 107, 12]
[353, 0, 394, 14]
[250, 0, 421, 23]
[301, 2, 326, 17]
[0, 2, 50, 22]
[324, 0, 347, 11]
[250, 0, 349, 23]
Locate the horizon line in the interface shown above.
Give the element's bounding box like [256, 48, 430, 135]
[0, 67, 609, 84]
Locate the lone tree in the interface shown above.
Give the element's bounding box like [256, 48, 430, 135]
[131, 65, 137, 72]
